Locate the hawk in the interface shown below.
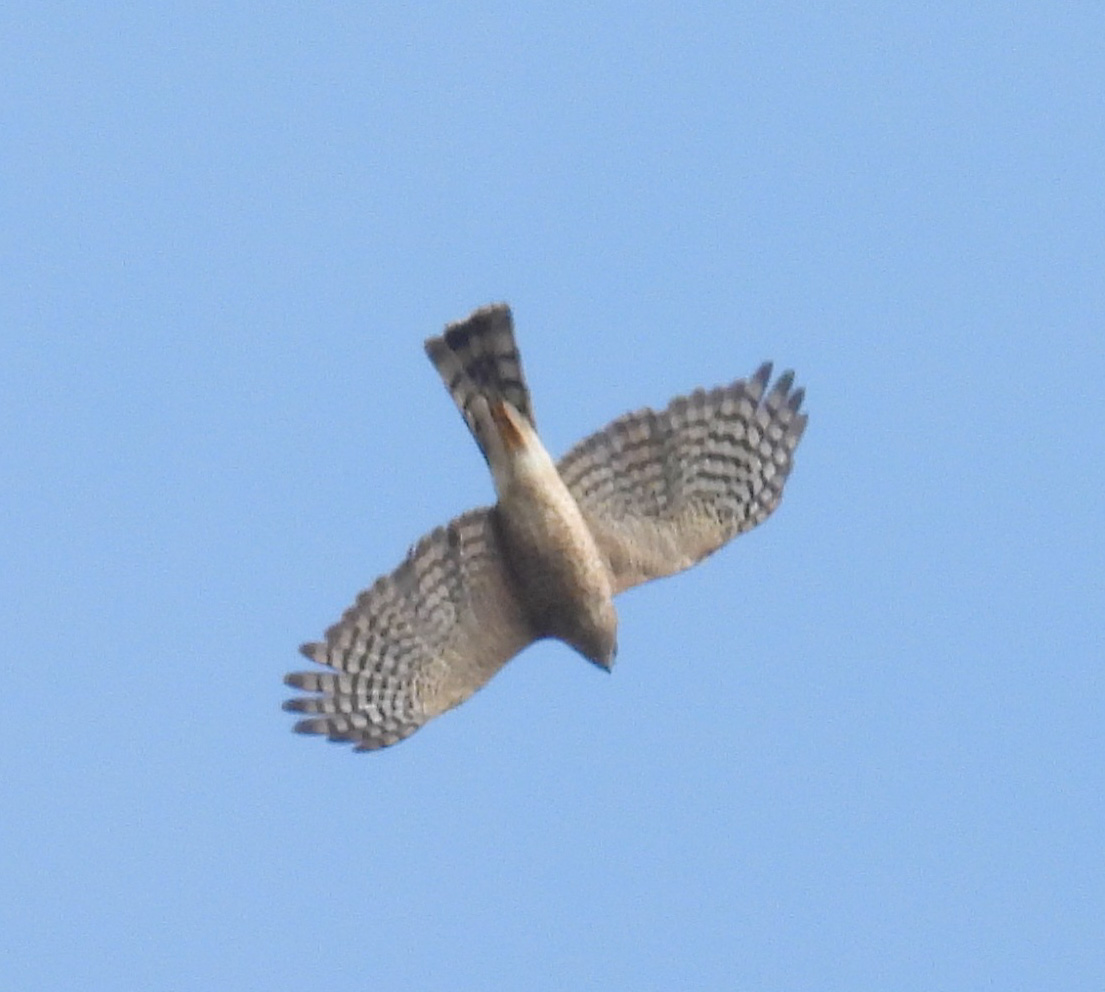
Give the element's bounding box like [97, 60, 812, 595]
[285, 304, 808, 750]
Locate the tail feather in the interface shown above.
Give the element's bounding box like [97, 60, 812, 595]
[425, 304, 535, 460]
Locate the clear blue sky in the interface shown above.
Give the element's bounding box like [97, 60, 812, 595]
[3, 4, 1103, 990]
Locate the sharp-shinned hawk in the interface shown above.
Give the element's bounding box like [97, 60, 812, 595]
[284, 304, 808, 750]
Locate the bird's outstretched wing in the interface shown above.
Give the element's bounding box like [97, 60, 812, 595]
[556, 364, 807, 595]
[285, 508, 535, 750]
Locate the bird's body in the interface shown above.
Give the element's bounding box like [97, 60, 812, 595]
[285, 304, 807, 750]
[490, 402, 617, 668]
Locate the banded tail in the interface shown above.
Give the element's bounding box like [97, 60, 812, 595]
[425, 303, 536, 462]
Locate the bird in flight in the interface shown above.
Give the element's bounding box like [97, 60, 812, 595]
[285, 304, 807, 750]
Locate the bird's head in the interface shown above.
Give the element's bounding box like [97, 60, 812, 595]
[574, 599, 619, 672]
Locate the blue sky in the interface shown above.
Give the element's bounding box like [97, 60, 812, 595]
[3, 3, 1103, 989]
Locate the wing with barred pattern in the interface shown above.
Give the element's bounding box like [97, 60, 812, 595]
[284, 508, 535, 750]
[556, 364, 807, 595]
